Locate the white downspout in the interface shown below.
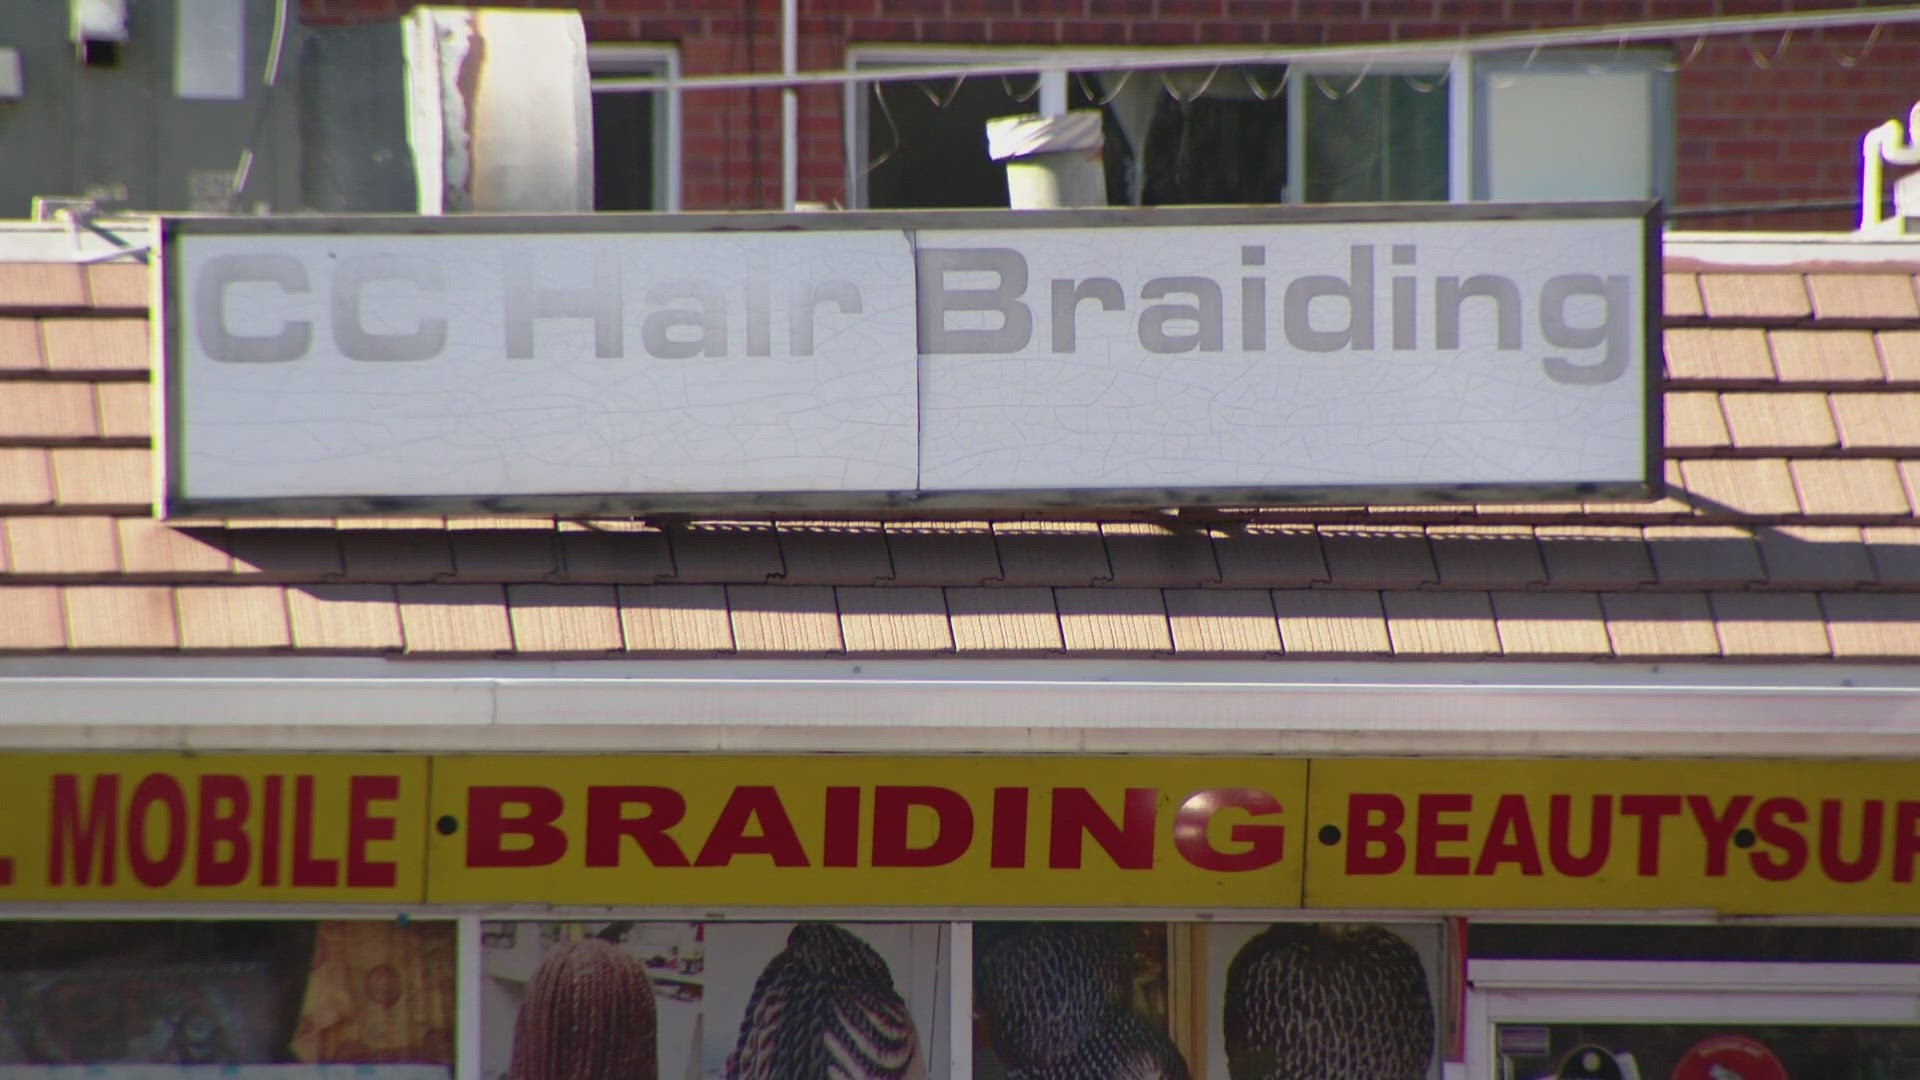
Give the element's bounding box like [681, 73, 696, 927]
[1861, 101, 1920, 231]
[781, 0, 798, 209]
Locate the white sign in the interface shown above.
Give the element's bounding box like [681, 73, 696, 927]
[163, 208, 1655, 514]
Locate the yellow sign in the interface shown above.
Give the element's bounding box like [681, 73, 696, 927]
[0, 754, 429, 902]
[426, 756, 1308, 908]
[1305, 759, 1920, 916]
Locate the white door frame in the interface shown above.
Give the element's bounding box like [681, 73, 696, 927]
[1464, 959, 1920, 1079]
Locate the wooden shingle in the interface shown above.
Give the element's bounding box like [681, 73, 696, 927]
[176, 586, 291, 650]
[0, 586, 65, 649]
[49, 447, 149, 508]
[1865, 526, 1920, 585]
[666, 522, 783, 583]
[340, 531, 455, 582]
[1056, 587, 1171, 654]
[1708, 591, 1831, 657]
[1696, 273, 1809, 320]
[1875, 329, 1920, 381]
[946, 587, 1063, 652]
[1163, 589, 1281, 655]
[776, 523, 894, 585]
[4, 516, 118, 575]
[286, 584, 403, 651]
[1426, 525, 1546, 588]
[1755, 525, 1874, 588]
[993, 522, 1111, 587]
[1491, 591, 1611, 657]
[618, 584, 734, 653]
[1828, 391, 1920, 450]
[1271, 589, 1389, 655]
[1382, 591, 1500, 656]
[727, 585, 843, 653]
[396, 583, 513, 654]
[1210, 526, 1327, 587]
[229, 530, 344, 582]
[883, 521, 1002, 586]
[85, 263, 150, 310]
[39, 318, 148, 373]
[93, 382, 151, 440]
[1101, 522, 1219, 588]
[0, 383, 97, 441]
[1806, 274, 1920, 321]
[447, 530, 560, 582]
[1663, 328, 1774, 382]
[1643, 525, 1764, 587]
[837, 587, 952, 653]
[0, 318, 41, 371]
[1536, 526, 1654, 588]
[1662, 391, 1730, 451]
[1769, 329, 1884, 384]
[0, 449, 51, 508]
[1319, 527, 1437, 588]
[0, 265, 86, 309]
[1678, 459, 1801, 518]
[1823, 593, 1920, 658]
[1663, 273, 1704, 318]
[554, 526, 674, 583]
[1789, 459, 1911, 518]
[507, 584, 623, 653]
[1600, 592, 1720, 657]
[63, 585, 177, 649]
[1718, 392, 1836, 450]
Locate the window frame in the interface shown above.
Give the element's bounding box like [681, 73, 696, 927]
[587, 43, 682, 212]
[844, 46, 1673, 210]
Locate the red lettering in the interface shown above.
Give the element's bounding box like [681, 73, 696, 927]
[467, 786, 568, 868]
[990, 787, 1028, 869]
[126, 774, 186, 888]
[1749, 796, 1808, 882]
[48, 773, 117, 886]
[1547, 794, 1611, 877]
[345, 776, 399, 888]
[1685, 794, 1752, 878]
[695, 786, 809, 868]
[1619, 794, 1683, 876]
[1474, 794, 1542, 876]
[822, 786, 860, 868]
[584, 787, 689, 868]
[259, 775, 282, 887]
[1896, 802, 1920, 883]
[1346, 794, 1406, 875]
[1819, 799, 1883, 884]
[1048, 788, 1156, 870]
[195, 775, 251, 887]
[1416, 794, 1472, 876]
[872, 786, 973, 868]
[1172, 789, 1285, 873]
[291, 776, 338, 886]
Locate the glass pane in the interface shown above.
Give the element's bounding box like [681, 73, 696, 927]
[1304, 72, 1449, 203]
[0, 920, 455, 1071]
[484, 920, 950, 1080]
[1495, 1022, 1920, 1080]
[1482, 68, 1656, 201]
[591, 88, 657, 211]
[1135, 66, 1290, 206]
[974, 921, 1444, 1079]
[1472, 924, 1920, 965]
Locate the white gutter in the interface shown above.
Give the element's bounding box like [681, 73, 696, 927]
[4, 663, 1920, 757]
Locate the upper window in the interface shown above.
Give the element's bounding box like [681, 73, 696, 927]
[588, 45, 680, 212]
[848, 48, 1670, 209]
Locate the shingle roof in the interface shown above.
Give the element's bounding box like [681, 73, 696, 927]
[3, 259, 1918, 660]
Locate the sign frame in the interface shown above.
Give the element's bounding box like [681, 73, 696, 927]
[158, 202, 1663, 519]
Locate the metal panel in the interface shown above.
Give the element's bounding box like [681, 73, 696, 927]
[299, 23, 416, 213]
[163, 202, 1660, 517]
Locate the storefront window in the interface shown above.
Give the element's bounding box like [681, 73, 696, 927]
[0, 921, 455, 1073]
[482, 920, 949, 1080]
[1496, 1023, 1920, 1080]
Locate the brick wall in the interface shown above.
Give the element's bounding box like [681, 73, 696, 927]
[301, 0, 1920, 227]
